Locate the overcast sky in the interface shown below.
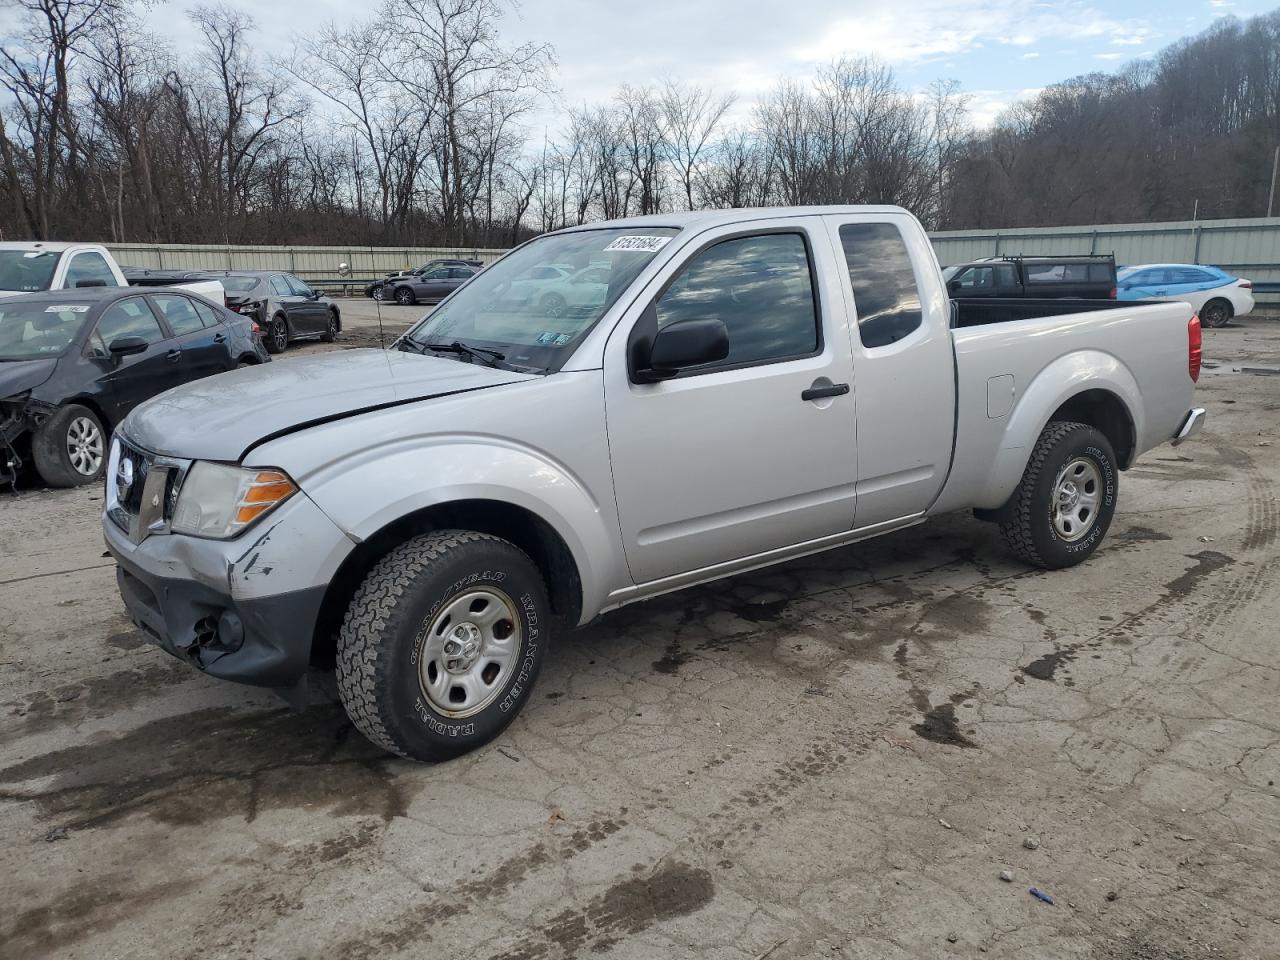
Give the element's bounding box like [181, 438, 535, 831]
[142, 0, 1276, 129]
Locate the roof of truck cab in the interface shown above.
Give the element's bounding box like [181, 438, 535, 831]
[0, 241, 99, 253]
[550, 205, 912, 233]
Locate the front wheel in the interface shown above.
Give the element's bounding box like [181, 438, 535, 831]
[32, 404, 107, 487]
[336, 530, 551, 762]
[322, 311, 338, 343]
[394, 286, 415, 306]
[999, 421, 1118, 570]
[1200, 298, 1231, 328]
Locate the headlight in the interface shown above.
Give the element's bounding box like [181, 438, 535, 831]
[171, 462, 297, 539]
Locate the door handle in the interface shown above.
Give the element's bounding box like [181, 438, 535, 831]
[801, 382, 850, 402]
[166, 348, 182, 362]
[213, 333, 227, 343]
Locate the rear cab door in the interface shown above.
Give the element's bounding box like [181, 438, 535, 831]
[822, 212, 956, 527]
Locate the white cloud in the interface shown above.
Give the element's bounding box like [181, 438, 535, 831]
[966, 88, 1045, 128]
[1094, 52, 1126, 60]
[1022, 52, 1041, 59]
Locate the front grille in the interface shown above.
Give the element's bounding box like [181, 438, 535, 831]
[106, 437, 189, 543]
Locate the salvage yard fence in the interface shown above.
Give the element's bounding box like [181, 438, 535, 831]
[104, 216, 1280, 303]
[103, 243, 509, 295]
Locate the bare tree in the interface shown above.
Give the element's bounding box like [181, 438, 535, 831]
[660, 79, 734, 210]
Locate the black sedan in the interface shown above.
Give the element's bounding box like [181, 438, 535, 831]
[193, 271, 341, 354]
[0, 287, 268, 488]
[384, 264, 479, 305]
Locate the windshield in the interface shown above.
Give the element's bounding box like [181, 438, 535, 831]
[0, 300, 93, 359]
[0, 250, 60, 293]
[221, 276, 260, 293]
[399, 227, 679, 372]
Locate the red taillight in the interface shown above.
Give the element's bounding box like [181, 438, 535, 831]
[1109, 286, 1117, 299]
[1188, 314, 1202, 383]
[1239, 280, 1253, 289]
[251, 322, 260, 333]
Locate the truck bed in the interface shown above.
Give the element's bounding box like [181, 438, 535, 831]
[952, 298, 1156, 328]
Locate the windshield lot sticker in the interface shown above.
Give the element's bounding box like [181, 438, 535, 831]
[554, 333, 573, 345]
[45, 304, 90, 313]
[537, 331, 572, 345]
[604, 235, 672, 253]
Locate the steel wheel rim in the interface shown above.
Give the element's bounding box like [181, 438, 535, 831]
[417, 588, 522, 719]
[1051, 456, 1101, 542]
[66, 416, 104, 476]
[272, 321, 287, 350]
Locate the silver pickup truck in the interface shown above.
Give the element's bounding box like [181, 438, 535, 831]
[102, 206, 1205, 762]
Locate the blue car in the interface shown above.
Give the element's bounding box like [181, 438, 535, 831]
[1116, 263, 1254, 328]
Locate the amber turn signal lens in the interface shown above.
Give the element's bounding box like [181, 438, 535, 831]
[233, 470, 296, 525]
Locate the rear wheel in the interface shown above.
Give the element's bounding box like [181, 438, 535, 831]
[336, 530, 551, 762]
[1200, 298, 1232, 328]
[322, 310, 338, 343]
[32, 404, 106, 488]
[266, 316, 288, 354]
[998, 421, 1118, 570]
[371, 285, 384, 301]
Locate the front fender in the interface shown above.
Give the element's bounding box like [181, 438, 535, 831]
[299, 435, 624, 624]
[976, 350, 1142, 510]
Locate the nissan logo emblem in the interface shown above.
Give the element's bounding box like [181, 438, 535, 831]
[117, 456, 134, 499]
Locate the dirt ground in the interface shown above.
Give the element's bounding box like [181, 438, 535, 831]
[2, 306, 1279, 959]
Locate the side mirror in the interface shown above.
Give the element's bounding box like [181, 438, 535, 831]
[947, 279, 960, 295]
[634, 318, 729, 383]
[108, 336, 149, 359]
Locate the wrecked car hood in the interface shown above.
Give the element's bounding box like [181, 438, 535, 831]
[123, 348, 537, 460]
[0, 357, 57, 398]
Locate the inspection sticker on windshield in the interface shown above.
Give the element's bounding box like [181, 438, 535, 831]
[604, 235, 672, 253]
[45, 304, 89, 313]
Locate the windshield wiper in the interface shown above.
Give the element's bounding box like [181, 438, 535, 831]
[425, 340, 507, 367]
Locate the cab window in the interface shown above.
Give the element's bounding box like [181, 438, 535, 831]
[839, 222, 923, 348]
[656, 232, 819, 371]
[270, 275, 292, 296]
[65, 251, 116, 289]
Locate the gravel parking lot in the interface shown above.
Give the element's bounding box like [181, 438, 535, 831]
[2, 311, 1279, 959]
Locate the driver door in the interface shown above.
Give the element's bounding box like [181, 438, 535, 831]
[604, 221, 859, 586]
[85, 296, 176, 420]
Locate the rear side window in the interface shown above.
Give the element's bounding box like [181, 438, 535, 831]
[91, 297, 163, 355]
[995, 263, 1018, 286]
[1025, 263, 1066, 283]
[151, 294, 204, 336]
[191, 299, 223, 327]
[656, 232, 818, 369]
[839, 222, 923, 348]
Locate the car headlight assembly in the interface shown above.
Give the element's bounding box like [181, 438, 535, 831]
[171, 462, 297, 539]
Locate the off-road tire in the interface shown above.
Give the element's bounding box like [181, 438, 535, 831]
[998, 420, 1118, 570]
[322, 310, 339, 343]
[335, 530, 551, 762]
[1200, 298, 1232, 328]
[32, 403, 107, 488]
[266, 316, 288, 354]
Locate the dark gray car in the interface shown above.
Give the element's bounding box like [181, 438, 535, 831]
[194, 271, 341, 354]
[385, 265, 478, 306]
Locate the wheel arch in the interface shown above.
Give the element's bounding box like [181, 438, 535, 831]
[309, 498, 584, 672]
[974, 351, 1143, 511]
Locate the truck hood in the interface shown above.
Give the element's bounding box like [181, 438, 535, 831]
[123, 348, 538, 460]
[0, 357, 57, 398]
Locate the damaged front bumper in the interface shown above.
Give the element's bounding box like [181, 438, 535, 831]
[103, 482, 355, 701]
